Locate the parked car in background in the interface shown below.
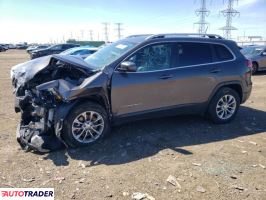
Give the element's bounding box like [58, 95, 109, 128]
[27, 45, 50, 53]
[11, 33, 252, 152]
[1, 44, 9, 50]
[30, 43, 80, 59]
[0, 45, 7, 52]
[8, 44, 16, 49]
[60, 46, 98, 59]
[16, 44, 28, 49]
[26, 45, 37, 52]
[241, 45, 266, 74]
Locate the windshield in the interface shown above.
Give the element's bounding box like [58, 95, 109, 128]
[241, 46, 263, 56]
[84, 40, 137, 69]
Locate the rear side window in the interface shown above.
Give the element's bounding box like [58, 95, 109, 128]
[176, 42, 212, 67]
[213, 44, 234, 61]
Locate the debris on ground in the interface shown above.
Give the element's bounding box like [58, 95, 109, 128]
[75, 178, 85, 184]
[22, 177, 35, 182]
[166, 175, 181, 192]
[78, 161, 86, 169]
[230, 175, 237, 179]
[131, 192, 155, 200]
[258, 164, 265, 169]
[196, 186, 206, 193]
[248, 141, 257, 145]
[123, 192, 129, 196]
[53, 176, 65, 184]
[232, 185, 245, 191]
[192, 162, 202, 166]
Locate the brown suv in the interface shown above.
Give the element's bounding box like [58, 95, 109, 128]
[11, 33, 252, 152]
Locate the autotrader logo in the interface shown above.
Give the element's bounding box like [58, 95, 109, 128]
[0, 188, 54, 200]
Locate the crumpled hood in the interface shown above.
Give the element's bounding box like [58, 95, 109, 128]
[11, 54, 95, 90]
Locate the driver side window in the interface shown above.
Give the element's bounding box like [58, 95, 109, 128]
[128, 43, 172, 72]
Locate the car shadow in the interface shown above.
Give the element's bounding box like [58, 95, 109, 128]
[44, 106, 266, 166]
[254, 70, 266, 76]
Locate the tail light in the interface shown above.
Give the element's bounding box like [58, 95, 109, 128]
[245, 59, 252, 70]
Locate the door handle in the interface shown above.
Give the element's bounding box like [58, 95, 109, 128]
[210, 68, 222, 73]
[159, 75, 173, 79]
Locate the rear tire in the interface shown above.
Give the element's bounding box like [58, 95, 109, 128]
[208, 87, 240, 124]
[62, 102, 111, 148]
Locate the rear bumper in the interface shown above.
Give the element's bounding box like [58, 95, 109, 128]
[242, 84, 252, 103]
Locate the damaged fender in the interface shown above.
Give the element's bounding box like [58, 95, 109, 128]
[12, 55, 110, 152]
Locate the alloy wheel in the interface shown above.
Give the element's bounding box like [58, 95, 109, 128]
[216, 94, 237, 120]
[71, 111, 104, 143]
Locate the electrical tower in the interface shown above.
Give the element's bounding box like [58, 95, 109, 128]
[80, 30, 84, 40]
[114, 23, 123, 40]
[220, 0, 240, 39]
[194, 0, 210, 34]
[89, 30, 93, 41]
[102, 22, 109, 43]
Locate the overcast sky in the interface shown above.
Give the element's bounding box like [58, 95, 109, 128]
[0, 0, 265, 43]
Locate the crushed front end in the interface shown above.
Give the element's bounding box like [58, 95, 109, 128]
[11, 55, 97, 152]
[15, 87, 66, 152]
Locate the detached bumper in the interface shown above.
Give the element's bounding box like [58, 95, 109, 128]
[16, 123, 64, 153]
[15, 92, 65, 153]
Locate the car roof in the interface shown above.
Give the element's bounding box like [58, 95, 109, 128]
[124, 33, 233, 45]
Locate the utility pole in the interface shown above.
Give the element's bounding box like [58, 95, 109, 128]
[220, 0, 240, 39]
[114, 23, 123, 40]
[102, 22, 109, 43]
[194, 0, 210, 34]
[89, 30, 93, 41]
[80, 30, 84, 40]
[70, 31, 73, 39]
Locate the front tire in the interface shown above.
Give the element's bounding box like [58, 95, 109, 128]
[208, 87, 240, 124]
[62, 102, 111, 148]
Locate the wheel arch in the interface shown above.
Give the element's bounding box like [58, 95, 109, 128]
[208, 81, 243, 107]
[74, 94, 111, 117]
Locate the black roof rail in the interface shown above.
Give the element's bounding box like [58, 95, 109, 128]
[145, 33, 224, 40]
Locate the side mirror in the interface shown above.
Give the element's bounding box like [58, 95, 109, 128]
[118, 61, 137, 72]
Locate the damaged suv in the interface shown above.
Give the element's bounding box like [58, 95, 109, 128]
[11, 33, 252, 152]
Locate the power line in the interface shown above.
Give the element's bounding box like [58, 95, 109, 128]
[194, 0, 210, 34]
[114, 23, 123, 40]
[220, 0, 240, 39]
[89, 30, 93, 41]
[102, 22, 109, 43]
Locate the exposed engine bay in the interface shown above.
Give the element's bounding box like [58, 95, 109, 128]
[11, 55, 105, 152]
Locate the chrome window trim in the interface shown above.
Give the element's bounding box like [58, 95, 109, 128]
[114, 41, 236, 73]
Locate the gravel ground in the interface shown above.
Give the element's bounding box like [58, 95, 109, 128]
[0, 50, 265, 200]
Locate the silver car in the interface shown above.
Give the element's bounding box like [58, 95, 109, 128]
[241, 45, 266, 74]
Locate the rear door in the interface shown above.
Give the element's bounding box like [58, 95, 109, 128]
[167, 42, 219, 105]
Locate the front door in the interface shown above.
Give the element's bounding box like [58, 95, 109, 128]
[111, 43, 177, 116]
